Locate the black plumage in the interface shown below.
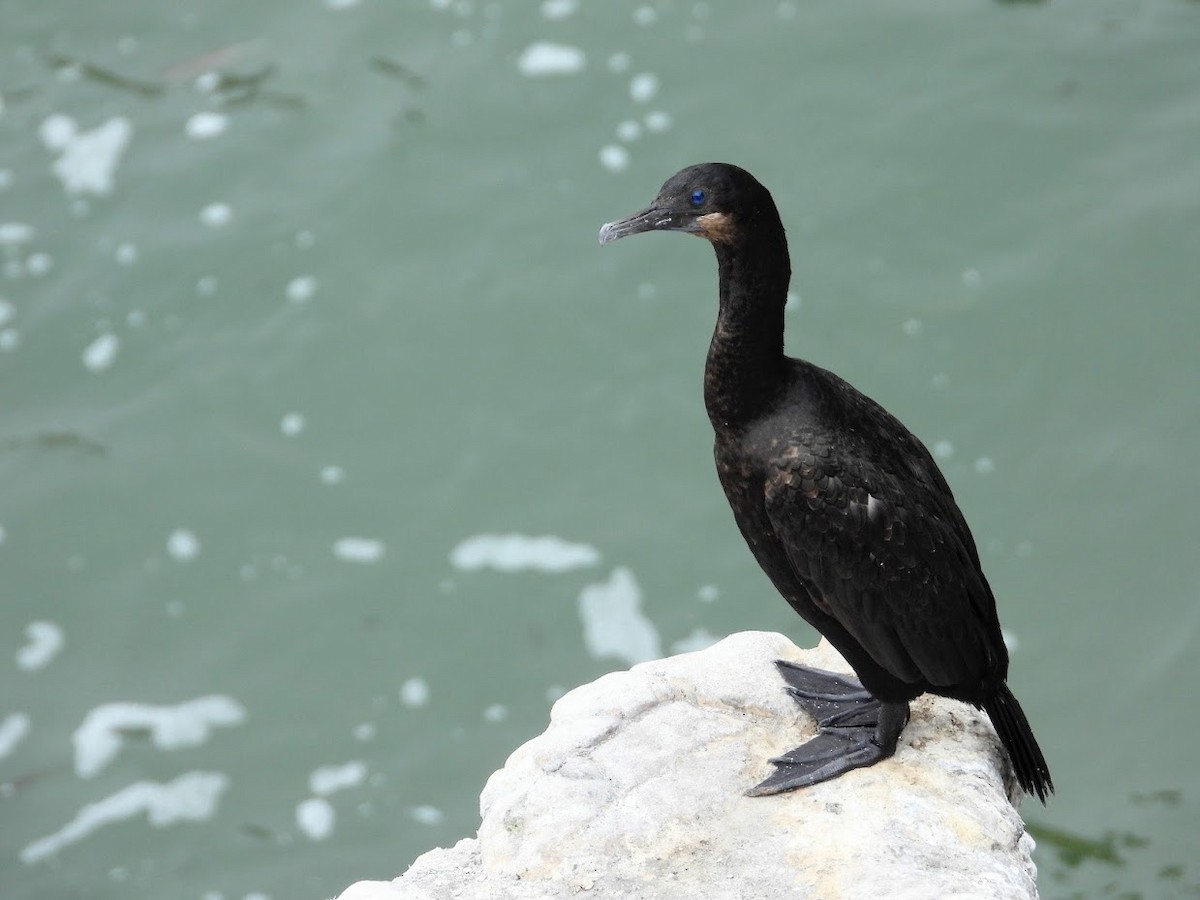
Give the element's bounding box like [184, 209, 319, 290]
[599, 162, 1052, 803]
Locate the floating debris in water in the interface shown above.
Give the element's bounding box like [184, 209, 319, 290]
[21, 771, 230, 864]
[599, 145, 630, 172]
[167, 529, 200, 561]
[368, 57, 426, 89]
[450, 533, 600, 573]
[23, 253, 52, 277]
[73, 696, 247, 778]
[633, 5, 657, 26]
[285, 275, 317, 303]
[185, 111, 228, 140]
[616, 120, 641, 142]
[578, 567, 662, 666]
[410, 805, 444, 826]
[40, 114, 133, 196]
[0, 222, 34, 245]
[82, 333, 119, 372]
[16, 621, 65, 671]
[607, 52, 631, 73]
[310, 761, 367, 797]
[644, 110, 672, 133]
[296, 797, 334, 841]
[0, 713, 31, 760]
[517, 42, 586, 77]
[199, 202, 232, 227]
[280, 412, 306, 437]
[629, 72, 659, 103]
[114, 242, 138, 265]
[42, 52, 162, 97]
[399, 677, 430, 708]
[541, 0, 577, 19]
[333, 537, 385, 563]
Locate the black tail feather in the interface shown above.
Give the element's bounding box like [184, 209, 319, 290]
[982, 684, 1053, 804]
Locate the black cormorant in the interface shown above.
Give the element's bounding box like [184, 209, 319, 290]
[598, 162, 1053, 803]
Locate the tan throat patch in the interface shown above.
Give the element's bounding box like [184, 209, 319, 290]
[695, 211, 737, 243]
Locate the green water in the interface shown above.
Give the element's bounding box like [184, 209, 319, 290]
[2, 1, 1199, 897]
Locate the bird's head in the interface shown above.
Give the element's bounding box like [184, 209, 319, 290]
[598, 162, 780, 249]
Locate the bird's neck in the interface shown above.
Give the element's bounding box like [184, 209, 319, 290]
[704, 238, 790, 432]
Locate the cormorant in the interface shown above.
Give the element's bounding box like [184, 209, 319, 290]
[598, 163, 1053, 803]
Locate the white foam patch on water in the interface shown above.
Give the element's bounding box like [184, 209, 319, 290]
[39, 115, 132, 196]
[115, 242, 138, 265]
[670, 628, 719, 654]
[82, 333, 119, 371]
[517, 42, 586, 77]
[0, 329, 18, 351]
[450, 533, 600, 573]
[16, 621, 64, 671]
[410, 804, 444, 825]
[1002, 628, 1020, 652]
[73, 696, 246, 778]
[310, 760, 366, 796]
[616, 120, 641, 142]
[607, 52, 631, 73]
[483, 703, 508, 723]
[578, 567, 662, 666]
[296, 797, 334, 840]
[0, 222, 35, 245]
[25, 252, 53, 276]
[697, 584, 719, 603]
[285, 275, 317, 303]
[280, 412, 306, 436]
[167, 528, 200, 561]
[20, 771, 229, 864]
[332, 537, 385, 563]
[643, 109, 672, 131]
[629, 72, 659, 103]
[320, 465, 345, 485]
[0, 712, 31, 759]
[974, 456, 995, 475]
[541, 0, 577, 19]
[185, 111, 228, 140]
[599, 145, 630, 172]
[399, 677, 430, 708]
[199, 202, 232, 227]
[932, 440, 954, 460]
[633, 5, 657, 26]
[0, 299, 14, 327]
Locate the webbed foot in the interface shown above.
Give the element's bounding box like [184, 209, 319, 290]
[747, 660, 909, 797]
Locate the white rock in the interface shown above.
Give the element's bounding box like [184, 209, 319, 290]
[333, 632, 1038, 900]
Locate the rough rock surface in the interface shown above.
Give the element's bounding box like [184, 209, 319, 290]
[335, 632, 1038, 900]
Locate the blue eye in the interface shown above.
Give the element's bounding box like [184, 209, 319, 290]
[690, 189, 705, 206]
